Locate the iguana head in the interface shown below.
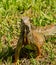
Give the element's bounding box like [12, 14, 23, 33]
[22, 16, 31, 29]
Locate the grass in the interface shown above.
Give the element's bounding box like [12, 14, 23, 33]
[0, 0, 56, 65]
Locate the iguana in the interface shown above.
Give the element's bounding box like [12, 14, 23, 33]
[15, 16, 56, 62]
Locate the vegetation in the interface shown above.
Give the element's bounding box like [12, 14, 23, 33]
[0, 0, 56, 65]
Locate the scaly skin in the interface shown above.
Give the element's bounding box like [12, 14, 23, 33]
[32, 30, 45, 60]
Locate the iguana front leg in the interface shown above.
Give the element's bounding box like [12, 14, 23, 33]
[15, 38, 23, 62]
